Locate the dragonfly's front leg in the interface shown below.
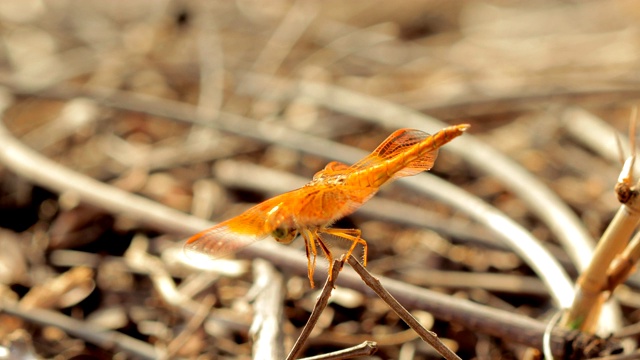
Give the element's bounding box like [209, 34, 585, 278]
[322, 228, 368, 266]
[314, 231, 335, 280]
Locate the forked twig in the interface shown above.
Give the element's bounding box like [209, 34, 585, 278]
[286, 257, 346, 360]
[562, 108, 640, 332]
[298, 341, 378, 360]
[347, 256, 461, 360]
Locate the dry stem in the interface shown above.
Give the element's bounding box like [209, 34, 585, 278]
[347, 256, 461, 360]
[298, 341, 377, 360]
[286, 257, 346, 360]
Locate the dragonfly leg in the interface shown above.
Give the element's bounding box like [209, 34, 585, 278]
[301, 229, 317, 288]
[322, 228, 368, 266]
[314, 231, 335, 280]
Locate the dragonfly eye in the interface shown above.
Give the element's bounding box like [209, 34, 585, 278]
[272, 227, 297, 244]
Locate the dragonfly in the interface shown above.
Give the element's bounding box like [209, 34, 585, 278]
[185, 124, 469, 287]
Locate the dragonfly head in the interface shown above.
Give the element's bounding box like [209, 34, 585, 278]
[271, 227, 298, 244]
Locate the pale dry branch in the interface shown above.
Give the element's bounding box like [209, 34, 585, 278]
[250, 259, 286, 360]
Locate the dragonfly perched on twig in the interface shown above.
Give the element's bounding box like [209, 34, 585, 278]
[186, 124, 469, 287]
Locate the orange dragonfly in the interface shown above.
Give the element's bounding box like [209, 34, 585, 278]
[186, 124, 469, 287]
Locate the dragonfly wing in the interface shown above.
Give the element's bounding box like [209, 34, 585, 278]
[293, 185, 379, 226]
[334, 186, 379, 218]
[350, 129, 437, 178]
[185, 193, 296, 259]
[184, 220, 267, 259]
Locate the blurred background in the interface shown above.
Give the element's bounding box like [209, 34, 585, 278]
[1, 1, 640, 359]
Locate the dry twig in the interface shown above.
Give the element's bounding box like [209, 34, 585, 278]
[287, 257, 346, 360]
[347, 256, 461, 360]
[298, 341, 378, 360]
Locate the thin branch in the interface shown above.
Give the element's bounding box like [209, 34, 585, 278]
[311, 327, 418, 347]
[195, 1, 224, 119]
[298, 341, 377, 360]
[250, 0, 316, 76]
[563, 106, 640, 177]
[286, 257, 345, 360]
[347, 256, 461, 360]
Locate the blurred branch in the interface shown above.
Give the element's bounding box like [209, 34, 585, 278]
[250, 259, 286, 360]
[0, 88, 213, 236]
[588, 350, 640, 360]
[195, 1, 224, 119]
[403, 88, 640, 118]
[250, 0, 316, 76]
[1, 300, 162, 360]
[165, 295, 215, 359]
[562, 107, 633, 168]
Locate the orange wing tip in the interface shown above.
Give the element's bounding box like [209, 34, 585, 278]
[183, 231, 210, 254]
[185, 233, 202, 245]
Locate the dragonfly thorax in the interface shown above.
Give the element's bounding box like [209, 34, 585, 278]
[307, 173, 346, 187]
